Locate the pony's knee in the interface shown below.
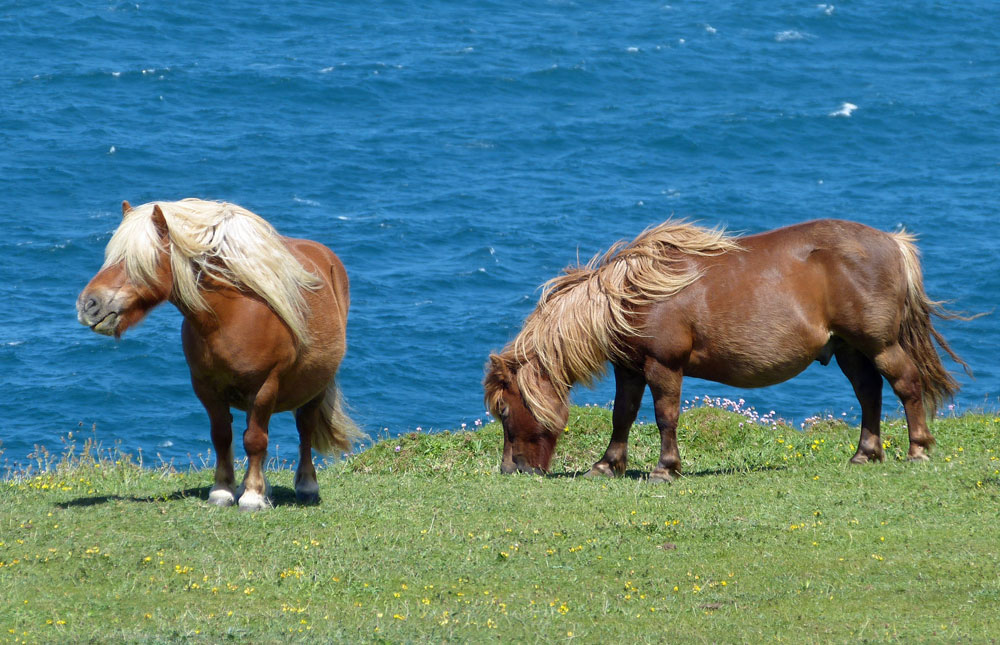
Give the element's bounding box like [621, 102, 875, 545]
[243, 428, 269, 455]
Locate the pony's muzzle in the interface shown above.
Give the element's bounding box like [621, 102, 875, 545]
[501, 455, 546, 476]
[76, 291, 119, 336]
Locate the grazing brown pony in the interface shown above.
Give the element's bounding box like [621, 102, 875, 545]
[485, 219, 971, 480]
[77, 199, 363, 510]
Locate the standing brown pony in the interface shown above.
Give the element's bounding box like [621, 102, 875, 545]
[77, 199, 363, 510]
[485, 219, 971, 480]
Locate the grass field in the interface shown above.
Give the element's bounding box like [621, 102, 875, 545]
[1, 404, 999, 643]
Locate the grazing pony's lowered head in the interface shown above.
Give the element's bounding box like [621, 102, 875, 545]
[484, 353, 568, 475]
[77, 201, 173, 337]
[77, 199, 322, 342]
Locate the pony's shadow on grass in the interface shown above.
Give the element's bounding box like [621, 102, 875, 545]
[549, 469, 649, 480]
[57, 485, 313, 509]
[549, 463, 789, 481]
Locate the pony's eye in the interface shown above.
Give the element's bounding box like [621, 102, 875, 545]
[498, 403, 510, 419]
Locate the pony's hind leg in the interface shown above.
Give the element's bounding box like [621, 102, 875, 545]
[293, 397, 323, 504]
[873, 344, 935, 461]
[834, 344, 885, 464]
[193, 382, 237, 507]
[586, 366, 645, 478]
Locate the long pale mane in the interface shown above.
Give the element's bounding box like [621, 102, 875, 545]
[486, 220, 741, 431]
[102, 198, 322, 344]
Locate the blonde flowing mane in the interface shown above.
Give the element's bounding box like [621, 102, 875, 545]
[103, 199, 322, 344]
[486, 220, 741, 431]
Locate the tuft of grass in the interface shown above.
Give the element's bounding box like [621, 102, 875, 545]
[1, 406, 999, 643]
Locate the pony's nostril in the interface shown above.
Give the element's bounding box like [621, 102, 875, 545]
[85, 297, 99, 313]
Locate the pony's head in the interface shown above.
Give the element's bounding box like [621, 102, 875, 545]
[484, 353, 568, 475]
[77, 201, 173, 337]
[78, 198, 322, 343]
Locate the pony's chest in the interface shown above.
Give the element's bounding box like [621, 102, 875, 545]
[182, 326, 285, 406]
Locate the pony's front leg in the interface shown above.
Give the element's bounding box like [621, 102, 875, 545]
[194, 382, 237, 507]
[237, 380, 278, 512]
[646, 362, 683, 483]
[586, 366, 645, 478]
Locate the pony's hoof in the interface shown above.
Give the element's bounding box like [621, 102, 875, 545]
[648, 468, 677, 483]
[294, 474, 320, 504]
[295, 491, 321, 505]
[849, 450, 884, 465]
[208, 487, 236, 507]
[907, 449, 931, 462]
[236, 479, 272, 500]
[583, 463, 619, 478]
[237, 490, 273, 512]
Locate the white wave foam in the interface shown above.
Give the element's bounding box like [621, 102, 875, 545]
[775, 30, 807, 42]
[626, 46, 639, 53]
[704, 24, 717, 35]
[108, 146, 116, 154]
[158, 440, 174, 448]
[829, 102, 857, 117]
[817, 4, 835, 15]
[293, 196, 321, 206]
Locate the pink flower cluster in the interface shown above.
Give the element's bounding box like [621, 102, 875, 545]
[685, 395, 783, 429]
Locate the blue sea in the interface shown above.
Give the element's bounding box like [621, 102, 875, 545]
[1, 1, 997, 467]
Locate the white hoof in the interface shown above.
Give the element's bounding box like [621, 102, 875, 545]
[238, 490, 273, 512]
[236, 478, 271, 499]
[208, 486, 236, 507]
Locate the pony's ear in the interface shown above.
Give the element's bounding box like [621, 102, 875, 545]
[150, 204, 169, 240]
[121, 200, 132, 217]
[488, 353, 511, 384]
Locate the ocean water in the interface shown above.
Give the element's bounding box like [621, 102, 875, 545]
[1, 1, 997, 466]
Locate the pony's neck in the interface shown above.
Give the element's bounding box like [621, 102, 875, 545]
[170, 282, 243, 337]
[515, 353, 570, 432]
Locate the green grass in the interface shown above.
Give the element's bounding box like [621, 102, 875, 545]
[2, 406, 999, 643]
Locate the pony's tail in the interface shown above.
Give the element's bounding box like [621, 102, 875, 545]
[894, 232, 973, 414]
[311, 378, 366, 454]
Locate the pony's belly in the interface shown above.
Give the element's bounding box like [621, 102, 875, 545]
[690, 364, 812, 389]
[684, 349, 821, 389]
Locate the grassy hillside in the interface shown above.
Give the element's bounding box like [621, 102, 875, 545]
[1, 405, 998, 643]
